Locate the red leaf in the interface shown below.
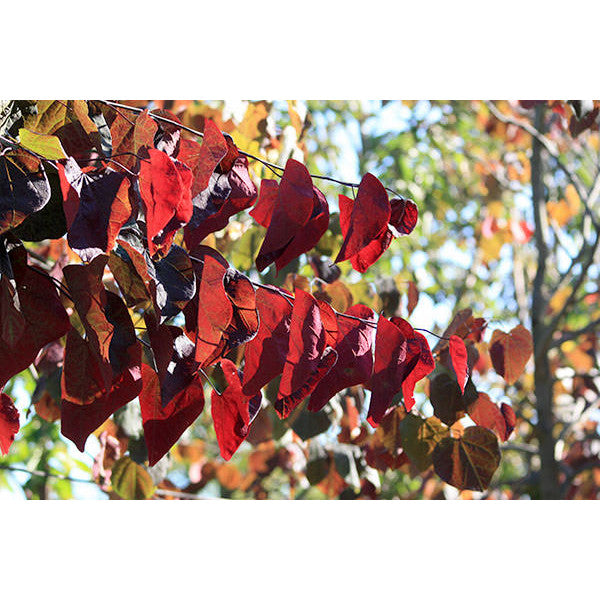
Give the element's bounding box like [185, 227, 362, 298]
[389, 197, 418, 235]
[335, 173, 390, 266]
[500, 403, 516, 440]
[400, 329, 435, 411]
[189, 247, 233, 366]
[138, 148, 193, 257]
[140, 363, 205, 466]
[337, 193, 393, 273]
[108, 109, 157, 172]
[316, 299, 339, 348]
[108, 239, 158, 313]
[178, 119, 228, 196]
[61, 341, 142, 451]
[58, 158, 133, 261]
[63, 255, 114, 363]
[449, 335, 469, 393]
[241, 285, 293, 397]
[249, 178, 279, 228]
[406, 281, 419, 316]
[183, 154, 257, 250]
[308, 304, 375, 412]
[0, 247, 71, 389]
[274, 288, 337, 418]
[254, 159, 329, 272]
[61, 328, 113, 405]
[466, 392, 510, 441]
[489, 325, 533, 385]
[366, 316, 423, 426]
[211, 359, 262, 460]
[0, 393, 19, 455]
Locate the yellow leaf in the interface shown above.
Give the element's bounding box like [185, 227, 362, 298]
[565, 184, 581, 212]
[548, 286, 572, 314]
[18, 128, 67, 160]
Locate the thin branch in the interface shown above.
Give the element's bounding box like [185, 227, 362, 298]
[484, 101, 588, 202]
[0, 464, 204, 499]
[554, 315, 600, 346]
[98, 100, 409, 200]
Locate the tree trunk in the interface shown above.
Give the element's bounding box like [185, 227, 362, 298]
[530, 104, 561, 499]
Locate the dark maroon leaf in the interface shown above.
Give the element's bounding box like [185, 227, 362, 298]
[308, 305, 375, 412]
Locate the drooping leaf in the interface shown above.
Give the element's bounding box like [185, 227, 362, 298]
[366, 316, 425, 426]
[449, 335, 469, 393]
[108, 239, 156, 311]
[254, 159, 329, 273]
[0, 247, 71, 389]
[111, 456, 155, 500]
[177, 119, 228, 196]
[61, 328, 113, 406]
[57, 158, 133, 261]
[12, 170, 67, 241]
[139, 363, 206, 467]
[308, 304, 375, 412]
[275, 288, 337, 418]
[0, 149, 51, 234]
[62, 255, 114, 363]
[335, 174, 390, 264]
[61, 341, 143, 450]
[467, 392, 513, 442]
[406, 281, 419, 316]
[0, 393, 19, 455]
[138, 148, 193, 257]
[153, 244, 195, 318]
[489, 325, 533, 385]
[0, 276, 26, 345]
[242, 285, 293, 397]
[389, 196, 418, 235]
[429, 372, 478, 426]
[183, 152, 257, 250]
[399, 413, 449, 471]
[500, 403, 516, 439]
[433, 426, 501, 491]
[211, 359, 261, 460]
[186, 246, 232, 366]
[108, 107, 157, 172]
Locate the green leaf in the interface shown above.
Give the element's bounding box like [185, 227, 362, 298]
[19, 128, 67, 160]
[111, 456, 155, 500]
[399, 413, 449, 471]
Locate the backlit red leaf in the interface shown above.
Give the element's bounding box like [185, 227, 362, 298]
[467, 392, 512, 442]
[449, 335, 469, 393]
[140, 363, 205, 467]
[211, 359, 262, 460]
[138, 148, 193, 257]
[61, 341, 142, 451]
[0, 393, 19, 455]
[177, 119, 228, 196]
[254, 159, 329, 272]
[308, 305, 375, 412]
[367, 316, 428, 426]
[389, 196, 418, 235]
[274, 288, 337, 418]
[63, 255, 114, 363]
[242, 286, 293, 397]
[335, 173, 391, 270]
[489, 325, 533, 385]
